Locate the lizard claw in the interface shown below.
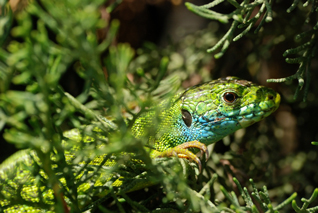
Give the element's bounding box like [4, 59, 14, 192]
[200, 147, 209, 162]
[175, 140, 209, 161]
[154, 140, 208, 172]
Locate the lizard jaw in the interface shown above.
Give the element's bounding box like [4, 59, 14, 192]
[238, 92, 280, 128]
[238, 110, 274, 128]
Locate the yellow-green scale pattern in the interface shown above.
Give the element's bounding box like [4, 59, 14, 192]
[0, 77, 280, 212]
[133, 76, 280, 153]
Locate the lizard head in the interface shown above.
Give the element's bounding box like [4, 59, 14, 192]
[178, 76, 280, 144]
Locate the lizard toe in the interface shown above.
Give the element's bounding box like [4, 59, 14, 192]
[154, 140, 208, 172]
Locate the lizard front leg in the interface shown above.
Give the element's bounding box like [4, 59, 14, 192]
[152, 141, 209, 172]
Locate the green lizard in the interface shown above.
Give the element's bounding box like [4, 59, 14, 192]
[0, 76, 280, 212]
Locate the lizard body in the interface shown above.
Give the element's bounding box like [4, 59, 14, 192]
[0, 77, 280, 212]
[133, 77, 280, 164]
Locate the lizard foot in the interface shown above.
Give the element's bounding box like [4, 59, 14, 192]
[154, 141, 209, 172]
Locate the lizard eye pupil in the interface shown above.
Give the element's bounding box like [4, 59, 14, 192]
[223, 92, 237, 103]
[182, 109, 192, 127]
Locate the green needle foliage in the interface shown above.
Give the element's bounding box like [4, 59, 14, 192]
[292, 189, 318, 213]
[0, 0, 317, 212]
[219, 178, 298, 213]
[186, 0, 318, 101]
[186, 0, 273, 58]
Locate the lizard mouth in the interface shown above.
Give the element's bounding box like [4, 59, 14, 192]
[238, 92, 280, 128]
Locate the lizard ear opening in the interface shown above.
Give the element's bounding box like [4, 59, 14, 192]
[182, 109, 192, 127]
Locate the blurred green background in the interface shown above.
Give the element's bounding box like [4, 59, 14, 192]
[1, 0, 318, 212]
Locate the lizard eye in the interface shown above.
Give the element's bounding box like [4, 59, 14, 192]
[182, 109, 192, 127]
[223, 92, 238, 103]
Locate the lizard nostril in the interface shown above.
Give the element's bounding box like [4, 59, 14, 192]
[268, 94, 274, 100]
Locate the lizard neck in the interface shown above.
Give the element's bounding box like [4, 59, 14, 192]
[153, 98, 241, 152]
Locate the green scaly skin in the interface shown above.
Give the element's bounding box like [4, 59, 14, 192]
[133, 76, 280, 167]
[0, 77, 280, 212]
